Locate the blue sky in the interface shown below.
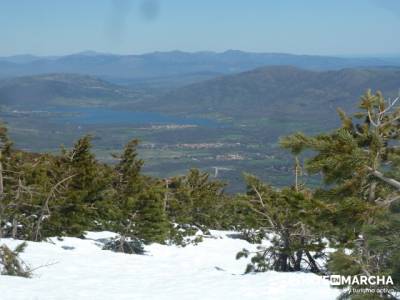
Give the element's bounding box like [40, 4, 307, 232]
[1, 0, 399, 56]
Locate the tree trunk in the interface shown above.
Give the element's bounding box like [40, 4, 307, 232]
[305, 251, 320, 274]
[294, 237, 305, 271]
[278, 231, 290, 272]
[11, 217, 17, 239]
[294, 156, 301, 192]
[163, 179, 169, 212]
[119, 235, 126, 253]
[368, 181, 377, 202]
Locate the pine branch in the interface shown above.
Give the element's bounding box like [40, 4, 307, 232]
[367, 167, 400, 191]
[33, 174, 76, 241]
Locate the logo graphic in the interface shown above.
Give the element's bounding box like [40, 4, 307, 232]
[323, 275, 394, 286]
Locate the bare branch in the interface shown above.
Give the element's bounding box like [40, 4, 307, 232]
[367, 167, 400, 191]
[33, 174, 75, 241]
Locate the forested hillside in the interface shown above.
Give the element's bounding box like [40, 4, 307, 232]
[153, 66, 400, 121]
[0, 74, 143, 108]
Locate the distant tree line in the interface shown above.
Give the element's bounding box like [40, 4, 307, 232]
[0, 91, 399, 299]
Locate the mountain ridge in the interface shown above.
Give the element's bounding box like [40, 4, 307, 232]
[147, 65, 400, 122]
[1, 51, 399, 86]
[0, 73, 139, 107]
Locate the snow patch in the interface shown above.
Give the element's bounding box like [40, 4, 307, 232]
[0, 231, 340, 300]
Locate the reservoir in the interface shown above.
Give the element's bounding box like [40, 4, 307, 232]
[48, 107, 217, 127]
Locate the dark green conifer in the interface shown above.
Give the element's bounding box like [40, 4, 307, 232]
[168, 169, 227, 230]
[109, 139, 145, 249]
[49, 135, 107, 236]
[281, 90, 400, 298]
[236, 173, 328, 273]
[133, 183, 170, 244]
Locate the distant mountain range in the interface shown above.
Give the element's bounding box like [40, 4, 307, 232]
[1, 50, 400, 88]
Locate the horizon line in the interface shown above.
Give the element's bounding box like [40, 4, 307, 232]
[1, 49, 400, 59]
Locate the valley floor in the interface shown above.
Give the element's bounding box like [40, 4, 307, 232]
[0, 231, 340, 300]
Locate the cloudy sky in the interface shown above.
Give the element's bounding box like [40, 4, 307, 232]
[1, 0, 399, 56]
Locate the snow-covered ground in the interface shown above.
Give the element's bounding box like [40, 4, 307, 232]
[0, 231, 340, 300]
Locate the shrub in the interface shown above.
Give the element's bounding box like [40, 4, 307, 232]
[0, 242, 31, 278]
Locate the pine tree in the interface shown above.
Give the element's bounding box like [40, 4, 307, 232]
[0, 126, 40, 240]
[167, 169, 227, 231]
[236, 173, 328, 273]
[114, 139, 143, 195]
[0, 124, 14, 238]
[0, 123, 76, 240]
[108, 139, 145, 251]
[281, 90, 400, 298]
[47, 135, 107, 236]
[133, 183, 170, 244]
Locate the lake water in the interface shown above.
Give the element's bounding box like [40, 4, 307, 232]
[50, 107, 217, 127]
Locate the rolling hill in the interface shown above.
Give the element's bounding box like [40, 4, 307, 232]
[149, 66, 400, 123]
[0, 73, 142, 108]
